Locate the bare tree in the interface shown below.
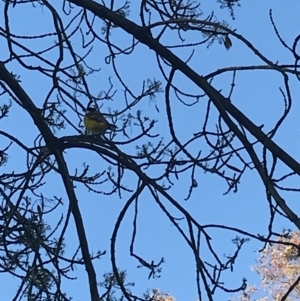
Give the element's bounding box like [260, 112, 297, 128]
[0, 1, 300, 301]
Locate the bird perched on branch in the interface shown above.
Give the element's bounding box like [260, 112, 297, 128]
[84, 107, 117, 135]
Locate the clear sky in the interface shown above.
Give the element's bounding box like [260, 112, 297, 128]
[1, 1, 300, 301]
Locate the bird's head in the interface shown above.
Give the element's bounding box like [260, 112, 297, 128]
[85, 107, 97, 113]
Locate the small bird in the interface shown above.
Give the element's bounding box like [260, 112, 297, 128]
[84, 107, 117, 135]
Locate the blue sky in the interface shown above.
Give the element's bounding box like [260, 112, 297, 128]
[1, 1, 300, 301]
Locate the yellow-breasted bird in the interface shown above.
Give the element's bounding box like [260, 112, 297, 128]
[84, 107, 117, 135]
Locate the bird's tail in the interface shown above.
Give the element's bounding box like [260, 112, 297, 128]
[108, 123, 118, 130]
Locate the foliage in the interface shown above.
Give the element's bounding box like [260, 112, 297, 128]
[232, 231, 300, 301]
